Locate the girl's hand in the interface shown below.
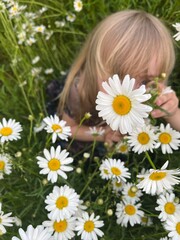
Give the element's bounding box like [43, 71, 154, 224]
[104, 125, 122, 146]
[151, 84, 179, 119]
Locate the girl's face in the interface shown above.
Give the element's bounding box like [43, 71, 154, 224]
[98, 57, 161, 93]
[134, 58, 161, 89]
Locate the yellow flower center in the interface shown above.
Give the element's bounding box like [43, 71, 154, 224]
[176, 222, 180, 235]
[112, 95, 131, 115]
[159, 132, 172, 144]
[56, 196, 68, 209]
[0, 161, 5, 171]
[125, 205, 136, 215]
[128, 189, 136, 197]
[164, 202, 175, 214]
[77, 2, 82, 8]
[111, 167, 121, 176]
[53, 220, 67, 232]
[137, 132, 150, 145]
[0, 127, 13, 136]
[119, 145, 128, 152]
[115, 181, 122, 187]
[149, 171, 167, 181]
[52, 124, 62, 132]
[48, 158, 60, 171]
[84, 220, 95, 232]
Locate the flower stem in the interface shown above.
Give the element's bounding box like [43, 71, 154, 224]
[67, 115, 87, 151]
[145, 151, 156, 169]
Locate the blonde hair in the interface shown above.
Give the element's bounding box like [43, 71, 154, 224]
[58, 9, 175, 122]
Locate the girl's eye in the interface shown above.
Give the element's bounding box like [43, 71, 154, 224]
[141, 79, 150, 85]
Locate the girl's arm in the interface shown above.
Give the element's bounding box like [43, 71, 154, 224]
[62, 111, 122, 144]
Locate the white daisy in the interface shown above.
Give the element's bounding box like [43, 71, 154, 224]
[155, 123, 180, 154]
[122, 182, 143, 204]
[12, 224, 52, 240]
[111, 179, 125, 193]
[43, 216, 76, 240]
[0, 154, 12, 176]
[116, 200, 144, 227]
[8, 2, 27, 18]
[155, 192, 180, 221]
[0, 118, 22, 143]
[32, 56, 40, 64]
[0, 203, 14, 234]
[137, 161, 180, 195]
[73, 0, 83, 12]
[140, 215, 153, 226]
[43, 115, 71, 143]
[26, 37, 36, 46]
[45, 185, 80, 221]
[95, 74, 152, 134]
[164, 213, 180, 240]
[44, 68, 54, 74]
[99, 158, 131, 182]
[86, 126, 105, 137]
[36, 146, 73, 183]
[172, 23, 180, 41]
[159, 237, 171, 240]
[34, 25, 46, 33]
[74, 200, 87, 218]
[127, 124, 157, 154]
[115, 140, 129, 154]
[66, 13, 76, 22]
[75, 212, 104, 240]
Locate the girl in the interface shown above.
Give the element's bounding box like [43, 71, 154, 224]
[57, 9, 180, 146]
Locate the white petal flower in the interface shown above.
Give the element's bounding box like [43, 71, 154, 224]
[75, 212, 104, 240]
[0, 203, 14, 234]
[155, 123, 180, 154]
[122, 182, 143, 204]
[0, 118, 22, 143]
[0, 154, 12, 176]
[73, 0, 83, 12]
[140, 215, 153, 226]
[32, 56, 40, 64]
[111, 179, 125, 193]
[45, 185, 80, 221]
[163, 213, 180, 239]
[66, 13, 76, 22]
[43, 216, 76, 240]
[96, 74, 152, 134]
[43, 115, 71, 143]
[86, 126, 105, 137]
[34, 25, 46, 33]
[37, 146, 73, 183]
[99, 158, 131, 182]
[155, 192, 180, 221]
[12, 225, 52, 240]
[127, 124, 157, 154]
[115, 140, 130, 154]
[116, 200, 144, 227]
[172, 23, 180, 41]
[137, 161, 180, 195]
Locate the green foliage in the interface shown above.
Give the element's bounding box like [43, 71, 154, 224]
[0, 0, 179, 239]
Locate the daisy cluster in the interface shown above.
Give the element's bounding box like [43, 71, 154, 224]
[96, 74, 180, 239]
[98, 156, 180, 240]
